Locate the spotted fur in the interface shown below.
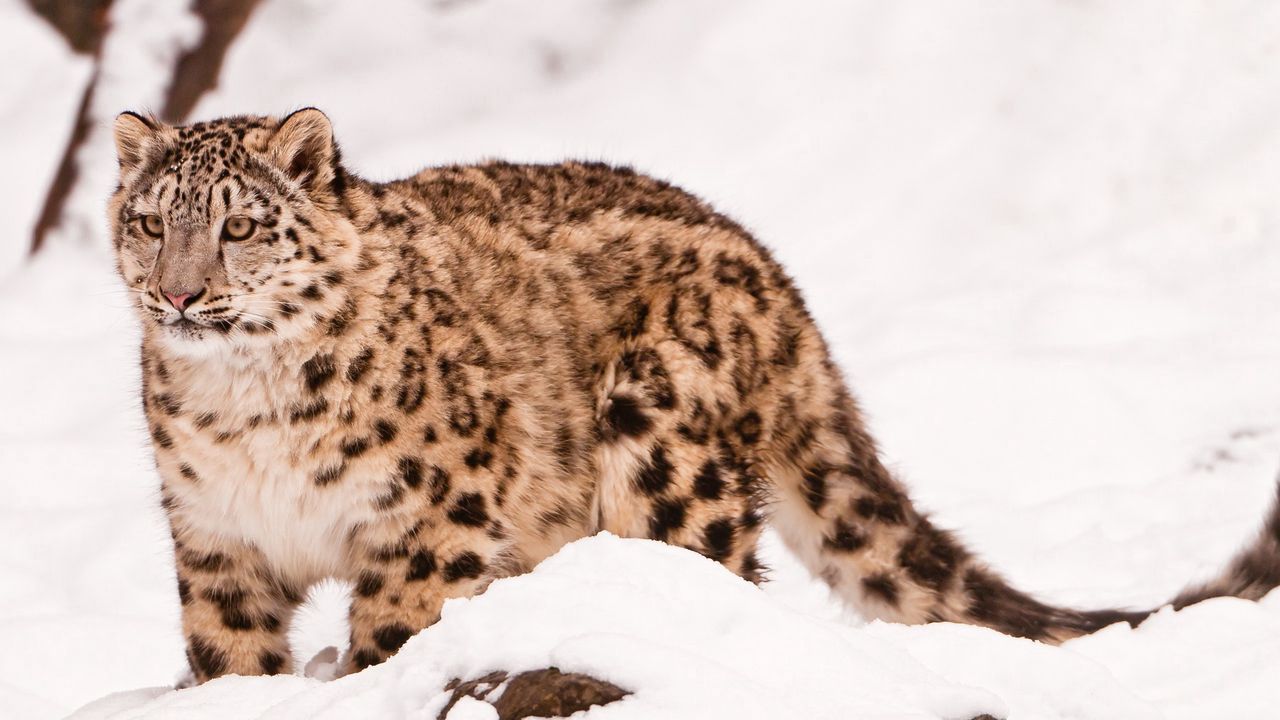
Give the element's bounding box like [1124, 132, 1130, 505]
[108, 109, 1280, 682]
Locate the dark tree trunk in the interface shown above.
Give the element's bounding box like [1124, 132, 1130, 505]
[27, 0, 111, 256]
[26, 0, 113, 55]
[161, 0, 262, 123]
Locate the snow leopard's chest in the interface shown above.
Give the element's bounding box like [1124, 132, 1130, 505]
[170, 418, 378, 584]
[159, 358, 381, 584]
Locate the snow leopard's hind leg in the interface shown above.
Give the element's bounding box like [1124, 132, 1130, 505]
[591, 332, 768, 584]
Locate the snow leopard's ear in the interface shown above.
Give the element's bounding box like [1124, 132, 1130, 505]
[269, 108, 341, 199]
[113, 111, 160, 171]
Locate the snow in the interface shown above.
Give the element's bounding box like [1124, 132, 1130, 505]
[61, 535, 1135, 720]
[1, 0, 1279, 718]
[62, 536, 1280, 719]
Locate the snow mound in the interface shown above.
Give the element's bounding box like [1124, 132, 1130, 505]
[68, 533, 1211, 720]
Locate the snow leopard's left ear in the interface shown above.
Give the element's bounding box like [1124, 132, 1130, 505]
[113, 111, 161, 171]
[269, 108, 341, 199]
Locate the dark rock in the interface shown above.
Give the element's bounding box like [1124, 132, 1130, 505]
[437, 667, 628, 720]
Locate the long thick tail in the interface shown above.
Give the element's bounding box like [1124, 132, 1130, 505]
[1170, 483, 1280, 609]
[765, 379, 1280, 643]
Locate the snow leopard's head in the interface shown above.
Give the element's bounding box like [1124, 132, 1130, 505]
[107, 108, 360, 357]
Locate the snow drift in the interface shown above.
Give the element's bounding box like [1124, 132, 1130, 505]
[72, 533, 1270, 720]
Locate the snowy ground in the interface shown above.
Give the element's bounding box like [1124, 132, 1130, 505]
[3, 0, 1280, 718]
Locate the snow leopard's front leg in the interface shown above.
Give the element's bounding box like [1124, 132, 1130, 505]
[344, 481, 509, 675]
[172, 530, 302, 682]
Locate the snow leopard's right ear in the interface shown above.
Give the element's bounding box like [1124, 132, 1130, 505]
[113, 111, 160, 170]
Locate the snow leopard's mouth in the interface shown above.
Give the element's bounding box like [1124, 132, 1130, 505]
[166, 317, 208, 336]
[161, 313, 263, 340]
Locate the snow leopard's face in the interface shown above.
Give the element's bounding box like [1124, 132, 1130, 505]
[107, 109, 356, 358]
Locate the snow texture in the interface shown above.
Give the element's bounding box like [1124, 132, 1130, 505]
[1, 0, 1279, 718]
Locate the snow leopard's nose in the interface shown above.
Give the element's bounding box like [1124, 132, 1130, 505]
[162, 287, 204, 312]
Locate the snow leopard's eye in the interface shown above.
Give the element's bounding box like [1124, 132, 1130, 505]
[139, 214, 164, 238]
[221, 216, 256, 241]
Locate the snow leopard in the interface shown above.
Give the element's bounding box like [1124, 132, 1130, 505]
[108, 108, 1280, 683]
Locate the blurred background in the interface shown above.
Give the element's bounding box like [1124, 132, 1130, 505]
[3, 0, 1280, 717]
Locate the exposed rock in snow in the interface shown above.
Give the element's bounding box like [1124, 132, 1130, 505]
[436, 667, 628, 720]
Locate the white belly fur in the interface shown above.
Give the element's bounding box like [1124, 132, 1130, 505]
[170, 423, 373, 585]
